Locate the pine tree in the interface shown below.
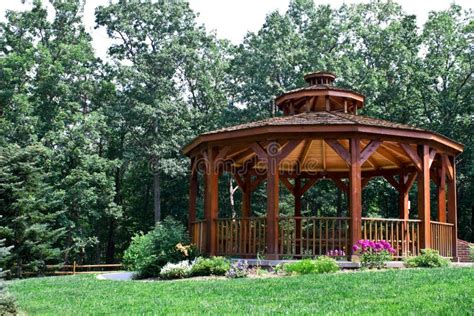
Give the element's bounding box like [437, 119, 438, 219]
[0, 236, 16, 315]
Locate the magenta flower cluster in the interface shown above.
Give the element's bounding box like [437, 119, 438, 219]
[326, 249, 346, 257]
[352, 239, 395, 254]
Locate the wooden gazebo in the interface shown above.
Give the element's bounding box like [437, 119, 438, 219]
[183, 72, 463, 260]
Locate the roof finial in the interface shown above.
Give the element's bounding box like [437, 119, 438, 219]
[304, 71, 336, 86]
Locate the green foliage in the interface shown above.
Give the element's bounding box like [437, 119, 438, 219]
[469, 245, 474, 260]
[282, 257, 339, 275]
[0, 0, 472, 273]
[405, 249, 450, 268]
[360, 251, 392, 270]
[0, 238, 16, 315]
[190, 257, 230, 276]
[123, 217, 193, 278]
[159, 261, 192, 280]
[0, 145, 63, 277]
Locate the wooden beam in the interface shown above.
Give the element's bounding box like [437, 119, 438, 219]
[376, 144, 403, 168]
[437, 162, 446, 222]
[215, 146, 231, 162]
[325, 139, 351, 165]
[360, 140, 382, 165]
[417, 145, 431, 249]
[276, 140, 301, 164]
[299, 140, 312, 170]
[280, 177, 294, 195]
[300, 177, 319, 195]
[266, 150, 279, 259]
[188, 160, 198, 232]
[383, 175, 402, 192]
[242, 173, 251, 218]
[428, 148, 437, 168]
[349, 138, 362, 259]
[250, 142, 267, 161]
[442, 154, 454, 181]
[400, 143, 422, 172]
[204, 147, 219, 256]
[294, 177, 302, 254]
[335, 178, 349, 192]
[231, 172, 245, 190]
[250, 175, 265, 191]
[447, 156, 457, 259]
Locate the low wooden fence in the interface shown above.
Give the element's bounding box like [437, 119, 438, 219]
[430, 221, 454, 257]
[191, 216, 453, 259]
[46, 263, 123, 275]
[361, 218, 421, 257]
[278, 217, 349, 257]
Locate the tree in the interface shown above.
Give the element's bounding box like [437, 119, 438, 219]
[0, 236, 16, 315]
[96, 0, 230, 223]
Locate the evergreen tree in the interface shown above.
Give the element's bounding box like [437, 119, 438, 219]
[0, 236, 16, 315]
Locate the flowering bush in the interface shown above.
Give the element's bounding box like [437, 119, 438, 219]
[159, 260, 192, 279]
[353, 240, 395, 269]
[326, 249, 346, 260]
[226, 260, 249, 278]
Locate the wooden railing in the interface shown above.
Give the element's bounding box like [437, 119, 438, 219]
[216, 217, 266, 256]
[430, 221, 454, 257]
[278, 217, 349, 257]
[190, 220, 207, 253]
[194, 217, 452, 259]
[361, 218, 421, 257]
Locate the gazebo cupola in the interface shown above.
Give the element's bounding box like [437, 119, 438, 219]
[276, 71, 364, 115]
[184, 71, 463, 261]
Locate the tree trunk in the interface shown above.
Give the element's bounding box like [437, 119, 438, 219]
[105, 219, 115, 263]
[154, 172, 161, 223]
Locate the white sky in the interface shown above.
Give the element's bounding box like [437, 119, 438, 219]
[1, 0, 472, 60]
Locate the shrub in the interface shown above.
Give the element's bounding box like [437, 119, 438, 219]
[159, 261, 192, 280]
[405, 249, 450, 268]
[469, 244, 474, 261]
[282, 257, 339, 275]
[353, 240, 395, 269]
[226, 260, 249, 279]
[0, 239, 16, 315]
[313, 256, 340, 273]
[123, 217, 196, 278]
[190, 257, 230, 276]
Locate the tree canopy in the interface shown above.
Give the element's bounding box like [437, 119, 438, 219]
[0, 0, 472, 276]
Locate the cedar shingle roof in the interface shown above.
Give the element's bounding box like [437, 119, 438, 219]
[203, 111, 426, 135]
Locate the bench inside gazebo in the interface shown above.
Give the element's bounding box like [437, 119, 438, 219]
[183, 72, 463, 261]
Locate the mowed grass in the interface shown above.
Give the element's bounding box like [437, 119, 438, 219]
[9, 268, 474, 315]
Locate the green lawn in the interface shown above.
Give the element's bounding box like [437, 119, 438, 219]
[9, 268, 474, 315]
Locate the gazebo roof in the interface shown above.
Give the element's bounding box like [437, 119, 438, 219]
[183, 71, 464, 157]
[203, 111, 425, 135]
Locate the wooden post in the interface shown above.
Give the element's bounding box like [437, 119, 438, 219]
[447, 156, 458, 260]
[294, 177, 302, 255]
[73, 261, 76, 275]
[188, 160, 198, 234]
[242, 173, 251, 218]
[204, 147, 219, 256]
[349, 138, 362, 260]
[437, 161, 447, 222]
[417, 145, 431, 249]
[399, 172, 410, 220]
[266, 142, 280, 260]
